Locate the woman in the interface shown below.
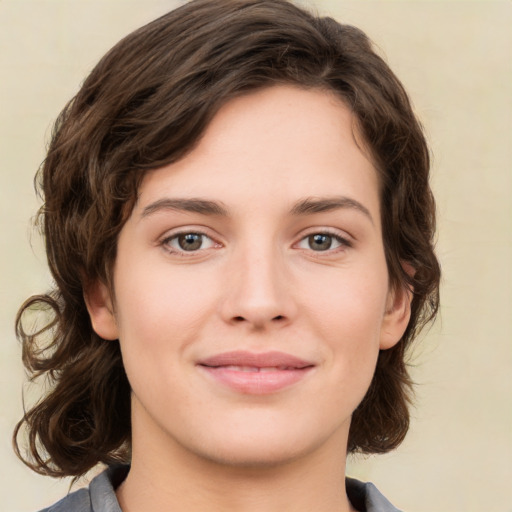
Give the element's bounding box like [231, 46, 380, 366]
[14, 1, 440, 510]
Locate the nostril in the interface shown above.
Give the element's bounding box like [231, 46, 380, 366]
[232, 315, 284, 323]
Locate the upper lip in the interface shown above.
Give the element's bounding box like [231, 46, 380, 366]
[198, 350, 314, 369]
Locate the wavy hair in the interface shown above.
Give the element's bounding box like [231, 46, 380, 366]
[14, 0, 440, 476]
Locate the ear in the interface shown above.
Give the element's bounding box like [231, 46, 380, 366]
[83, 279, 119, 340]
[380, 267, 414, 350]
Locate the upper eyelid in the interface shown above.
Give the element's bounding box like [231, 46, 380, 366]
[162, 231, 214, 242]
[160, 225, 219, 240]
[296, 226, 354, 242]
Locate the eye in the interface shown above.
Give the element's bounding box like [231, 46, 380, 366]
[163, 232, 216, 253]
[297, 232, 350, 252]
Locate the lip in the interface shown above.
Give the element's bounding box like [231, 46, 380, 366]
[197, 350, 315, 394]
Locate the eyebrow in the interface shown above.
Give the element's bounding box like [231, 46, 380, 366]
[290, 196, 374, 224]
[141, 195, 373, 224]
[141, 198, 229, 218]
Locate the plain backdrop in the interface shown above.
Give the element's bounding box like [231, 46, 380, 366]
[1, 1, 511, 511]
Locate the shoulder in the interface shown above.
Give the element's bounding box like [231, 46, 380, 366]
[346, 477, 403, 512]
[37, 487, 91, 512]
[37, 465, 128, 512]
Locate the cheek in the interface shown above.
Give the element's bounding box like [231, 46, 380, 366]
[299, 262, 388, 388]
[112, 267, 216, 403]
[301, 263, 388, 336]
[111, 265, 225, 405]
[114, 258, 219, 341]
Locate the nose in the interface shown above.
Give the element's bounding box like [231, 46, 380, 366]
[219, 242, 297, 330]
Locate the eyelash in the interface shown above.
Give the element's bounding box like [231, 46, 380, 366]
[296, 230, 352, 253]
[161, 230, 219, 256]
[160, 229, 352, 256]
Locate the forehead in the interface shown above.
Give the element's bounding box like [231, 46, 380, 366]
[135, 85, 379, 221]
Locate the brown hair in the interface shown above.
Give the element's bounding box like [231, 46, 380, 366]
[14, 0, 440, 477]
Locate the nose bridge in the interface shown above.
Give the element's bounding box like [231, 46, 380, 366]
[221, 232, 294, 327]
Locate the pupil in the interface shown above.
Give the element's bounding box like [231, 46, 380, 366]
[179, 233, 202, 251]
[309, 234, 332, 251]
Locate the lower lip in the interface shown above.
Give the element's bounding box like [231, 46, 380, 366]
[199, 366, 313, 394]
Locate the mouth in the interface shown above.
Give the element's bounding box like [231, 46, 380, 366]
[197, 351, 315, 394]
[210, 365, 303, 372]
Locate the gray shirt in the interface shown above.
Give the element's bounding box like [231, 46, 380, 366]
[39, 465, 402, 512]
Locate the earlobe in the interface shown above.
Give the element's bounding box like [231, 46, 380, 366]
[83, 280, 119, 341]
[379, 282, 413, 350]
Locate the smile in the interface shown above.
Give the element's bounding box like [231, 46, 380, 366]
[197, 351, 315, 394]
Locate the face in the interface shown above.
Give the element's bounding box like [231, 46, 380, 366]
[87, 85, 410, 469]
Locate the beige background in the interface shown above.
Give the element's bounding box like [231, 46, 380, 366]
[1, 1, 510, 511]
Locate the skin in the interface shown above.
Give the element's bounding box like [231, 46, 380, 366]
[86, 85, 411, 512]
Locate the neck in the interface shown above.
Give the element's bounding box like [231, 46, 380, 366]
[116, 412, 356, 512]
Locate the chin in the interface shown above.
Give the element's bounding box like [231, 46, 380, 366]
[181, 416, 348, 471]
[195, 438, 312, 470]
